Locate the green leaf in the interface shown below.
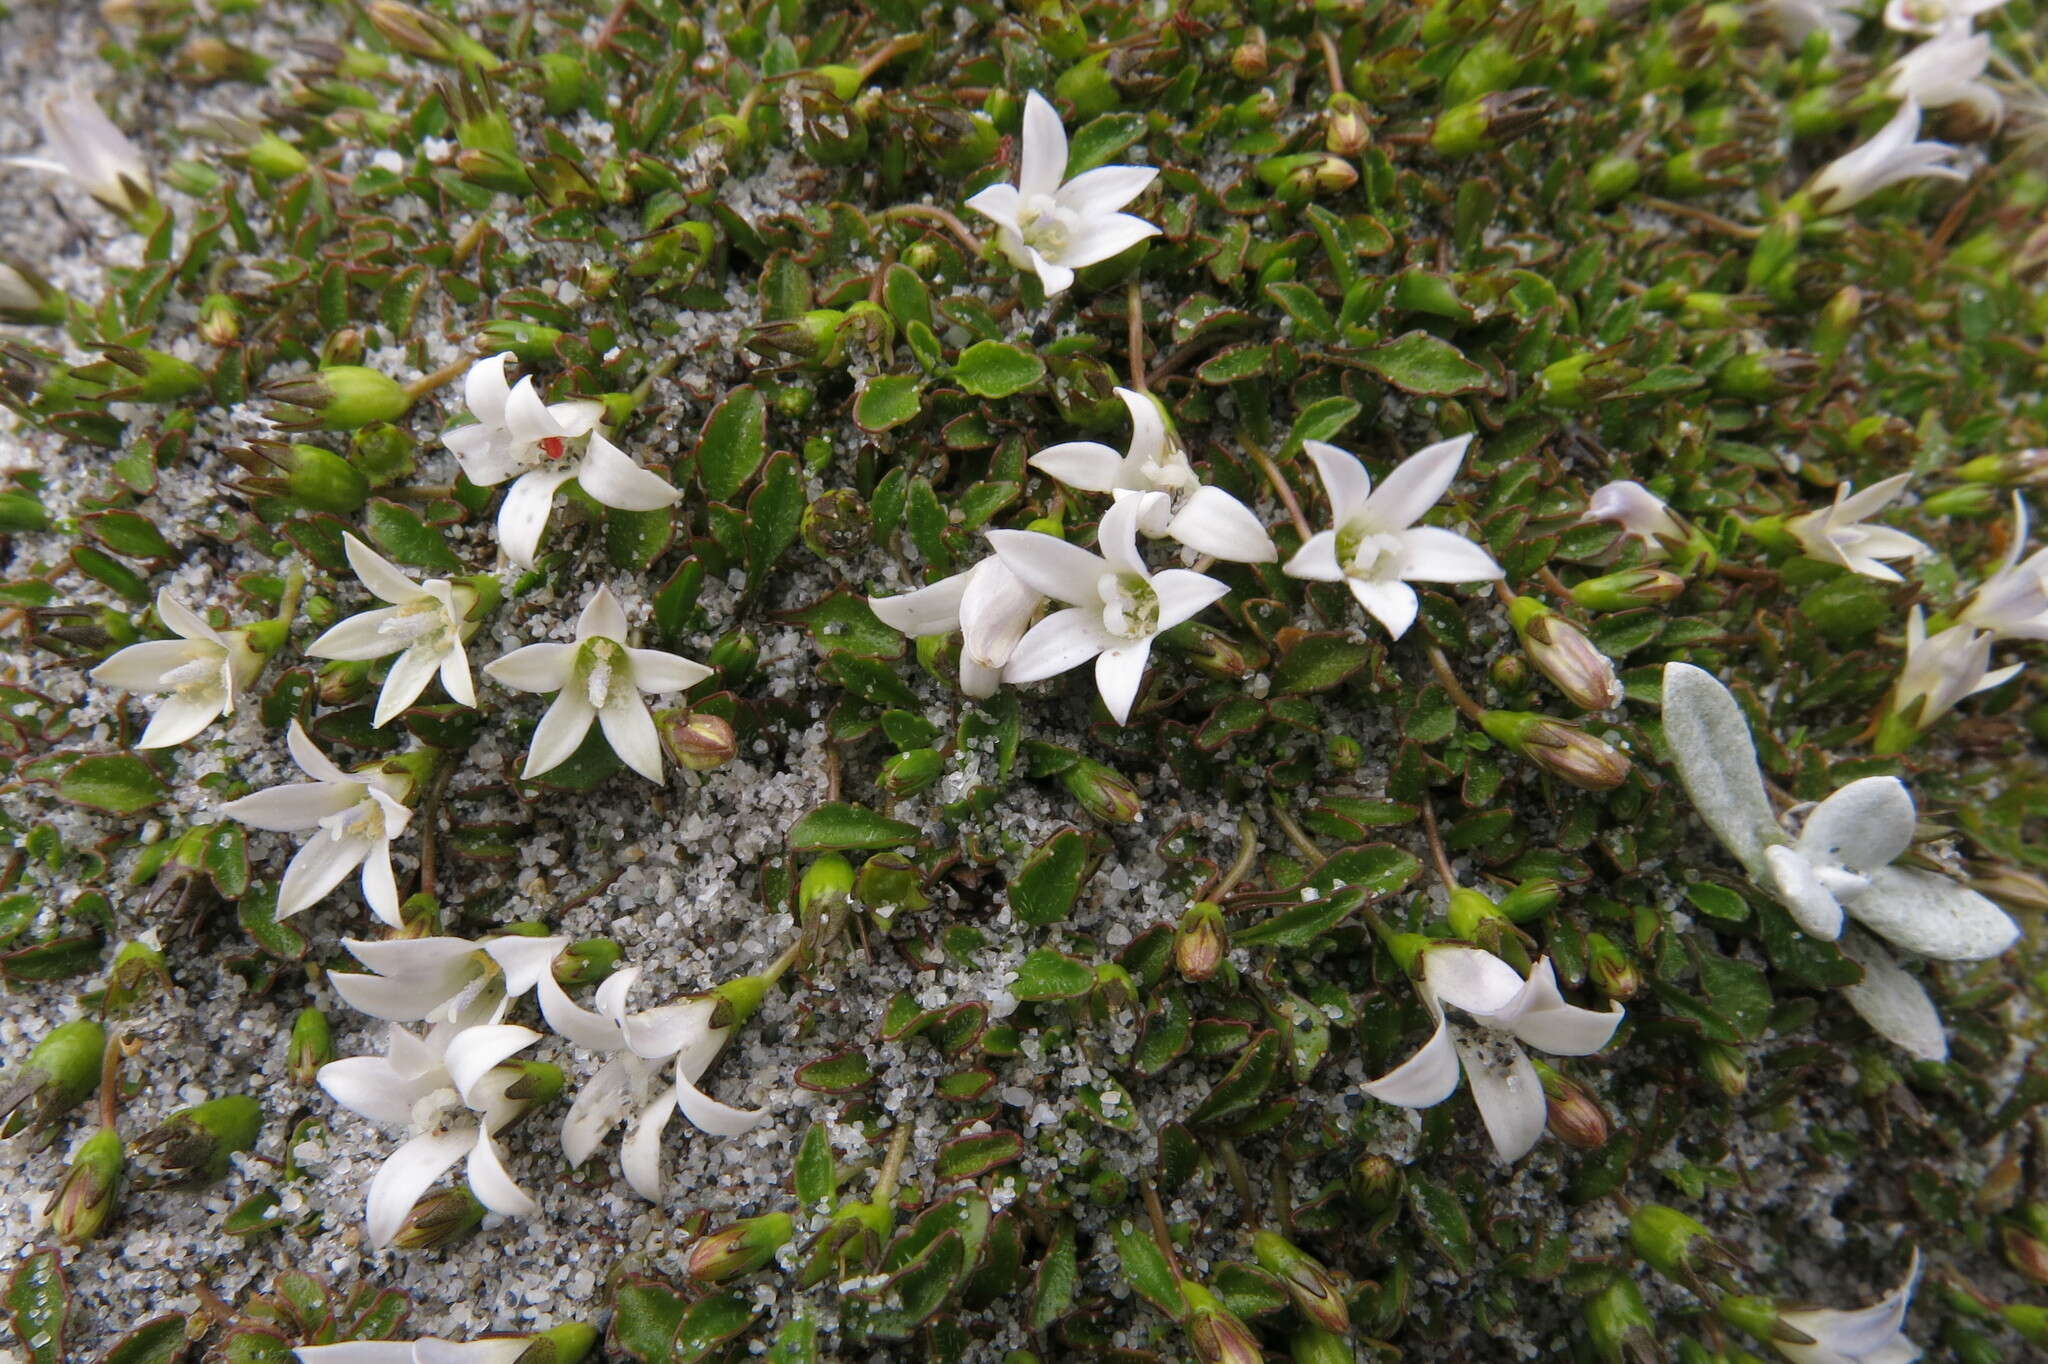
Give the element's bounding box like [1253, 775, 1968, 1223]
[1285, 395, 1360, 452]
[1684, 883, 1750, 922]
[1696, 949, 1772, 1041]
[1271, 633, 1372, 694]
[60, 754, 167, 816]
[854, 374, 923, 433]
[1031, 1221, 1079, 1329]
[1408, 1177, 1477, 1274]
[1190, 1029, 1280, 1125]
[364, 498, 462, 571]
[610, 1279, 687, 1364]
[1364, 330, 1491, 395]
[1235, 885, 1364, 949]
[696, 384, 768, 502]
[787, 802, 919, 852]
[1011, 947, 1094, 1001]
[1008, 830, 1094, 926]
[952, 341, 1045, 398]
[933, 1129, 1022, 1180]
[1110, 1215, 1184, 1318]
[5, 1249, 69, 1364]
[781, 592, 904, 659]
[96, 1316, 189, 1364]
[675, 1293, 757, 1362]
[1066, 113, 1146, 175]
[744, 452, 803, 591]
[795, 1123, 837, 1206]
[794, 1050, 875, 1093]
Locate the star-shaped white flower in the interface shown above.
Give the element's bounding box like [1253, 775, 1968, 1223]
[2, 90, 152, 217]
[989, 497, 1230, 724]
[869, 556, 1043, 699]
[220, 720, 414, 925]
[297, 1339, 545, 1364]
[1773, 1250, 1923, 1364]
[1883, 0, 2007, 34]
[1362, 946, 1623, 1163]
[1895, 604, 2021, 727]
[484, 586, 710, 782]
[1661, 663, 2020, 1060]
[1282, 435, 1501, 639]
[538, 965, 763, 1201]
[1958, 495, 2048, 641]
[444, 353, 680, 570]
[963, 91, 1161, 296]
[326, 934, 570, 1029]
[1887, 29, 2003, 127]
[1027, 387, 1276, 564]
[90, 589, 264, 749]
[317, 1022, 545, 1248]
[1763, 0, 1866, 47]
[307, 534, 479, 728]
[1806, 101, 1967, 214]
[1581, 480, 1689, 556]
[1784, 476, 1930, 582]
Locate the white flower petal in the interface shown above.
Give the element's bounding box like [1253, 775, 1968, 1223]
[330, 970, 447, 1023]
[576, 585, 630, 644]
[1283, 530, 1344, 582]
[1094, 644, 1152, 725]
[1397, 526, 1501, 583]
[675, 1063, 764, 1137]
[1165, 487, 1276, 563]
[316, 1056, 419, 1126]
[372, 644, 445, 728]
[502, 376, 564, 444]
[547, 399, 605, 438]
[1363, 434, 1472, 533]
[137, 694, 222, 749]
[277, 831, 372, 919]
[1485, 959, 1625, 1056]
[1095, 497, 1148, 580]
[1303, 442, 1372, 528]
[627, 647, 712, 694]
[1348, 578, 1419, 639]
[1017, 91, 1068, 202]
[1847, 865, 2021, 961]
[1766, 845, 1846, 940]
[869, 569, 973, 638]
[307, 607, 407, 663]
[288, 719, 350, 783]
[154, 591, 221, 646]
[1150, 568, 1231, 632]
[1423, 947, 1527, 1016]
[439, 642, 476, 710]
[360, 842, 400, 926]
[464, 353, 515, 428]
[464, 1132, 537, 1218]
[443, 1024, 541, 1107]
[1838, 932, 1948, 1062]
[365, 1127, 473, 1248]
[959, 559, 1042, 670]
[485, 642, 577, 694]
[1003, 608, 1110, 683]
[1781, 1250, 1922, 1359]
[1660, 663, 1784, 876]
[561, 1057, 633, 1165]
[1360, 1010, 1462, 1108]
[90, 639, 196, 691]
[1451, 1031, 1548, 1162]
[539, 970, 626, 1052]
[524, 688, 598, 778]
[962, 182, 1022, 232]
[620, 1086, 679, 1200]
[622, 997, 720, 1062]
[482, 934, 569, 998]
[1028, 252, 1076, 296]
[413, 1340, 531, 1364]
[1058, 213, 1160, 270]
[496, 467, 576, 570]
[1798, 777, 1917, 873]
[1057, 165, 1157, 217]
[1028, 441, 1125, 492]
[294, 1344, 417, 1364]
[575, 433, 681, 512]
[598, 692, 666, 782]
[342, 533, 422, 607]
[221, 781, 358, 833]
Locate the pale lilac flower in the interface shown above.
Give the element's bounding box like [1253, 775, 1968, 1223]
[1887, 29, 2002, 128]
[220, 720, 413, 925]
[1895, 604, 2021, 726]
[326, 934, 570, 1028]
[538, 965, 762, 1201]
[964, 91, 1160, 296]
[1883, 0, 2008, 34]
[1282, 435, 1501, 639]
[1762, 0, 1866, 47]
[1362, 946, 1623, 1162]
[869, 556, 1043, 699]
[1958, 495, 2048, 640]
[1785, 475, 1930, 582]
[90, 589, 264, 749]
[1582, 480, 1688, 556]
[3, 90, 152, 217]
[484, 586, 710, 782]
[1773, 1250, 1923, 1363]
[990, 497, 1229, 724]
[306, 534, 479, 728]
[1806, 101, 1968, 214]
[317, 1022, 544, 1248]
[444, 354, 679, 569]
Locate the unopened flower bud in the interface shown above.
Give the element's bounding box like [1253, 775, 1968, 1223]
[1325, 93, 1370, 156]
[1176, 901, 1228, 983]
[800, 854, 856, 922]
[1327, 735, 1362, 769]
[197, 292, 242, 346]
[659, 709, 738, 772]
[1062, 757, 1141, 823]
[132, 1094, 261, 1185]
[1352, 1153, 1402, 1212]
[687, 1211, 794, 1281]
[1255, 153, 1356, 205]
[1537, 352, 1641, 410]
[477, 319, 564, 364]
[1, 1018, 107, 1147]
[94, 935, 170, 1015]
[519, 1323, 599, 1364]
[0, 257, 68, 326]
[1490, 653, 1530, 691]
[288, 1008, 332, 1086]
[284, 443, 372, 514]
[1430, 88, 1553, 157]
[316, 657, 374, 706]
[1957, 449, 2048, 487]
[708, 631, 759, 685]
[1583, 1275, 1659, 1364]
[2005, 1224, 2048, 1285]
[1290, 1325, 1353, 1364]
[1535, 1060, 1610, 1150]
[393, 1185, 487, 1250]
[47, 1126, 123, 1245]
[552, 939, 622, 988]
[1253, 1231, 1349, 1334]
[1584, 932, 1639, 999]
[498, 1059, 566, 1111]
[880, 747, 944, 798]
[365, 1, 501, 68]
[1631, 1205, 1739, 1288]
[1697, 1040, 1748, 1098]
[1229, 27, 1268, 79]
[1164, 621, 1265, 681]
[1182, 1282, 1263, 1364]
[90, 346, 207, 403]
[1920, 484, 1999, 518]
[263, 366, 412, 430]
[1510, 597, 1621, 711]
[2004, 1302, 2048, 1347]
[1713, 351, 1819, 401]
[1587, 153, 1641, 205]
[1811, 285, 1862, 366]
[1570, 568, 1686, 612]
[1480, 711, 1632, 791]
[1495, 878, 1561, 923]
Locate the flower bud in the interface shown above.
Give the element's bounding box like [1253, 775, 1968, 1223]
[1351, 1153, 1402, 1212]
[1537, 352, 1640, 410]
[1526, 1058, 1606, 1150]
[800, 489, 872, 560]
[0, 257, 68, 326]
[194, 291, 242, 347]
[1697, 1040, 1747, 1098]
[1969, 865, 2048, 913]
[659, 709, 738, 772]
[708, 631, 759, 685]
[1631, 1205, 1739, 1288]
[1256, 153, 1356, 205]
[1479, 711, 1631, 791]
[132, 1094, 261, 1185]
[1583, 1275, 1659, 1364]
[552, 939, 622, 988]
[2004, 1224, 2048, 1286]
[47, 1126, 123, 1245]
[1587, 153, 1641, 205]
[282, 443, 372, 514]
[1810, 285, 1862, 366]
[687, 1211, 794, 1281]
[316, 657, 374, 706]
[1253, 1231, 1349, 1334]
[1175, 901, 1228, 983]
[1430, 88, 1553, 157]
[498, 1059, 566, 1111]
[287, 1008, 332, 1086]
[1290, 1326, 1353, 1364]
[1229, 27, 1268, 79]
[800, 854, 856, 921]
[1958, 448, 2048, 487]
[1712, 351, 1819, 401]
[1919, 484, 1999, 518]
[1061, 757, 1141, 823]
[89, 347, 207, 403]
[1325, 93, 1370, 156]
[365, 1, 501, 68]
[1509, 598, 1621, 711]
[1, 1018, 107, 1147]
[1490, 653, 1530, 691]
[263, 366, 412, 430]
[93, 935, 170, 1015]
[520, 1324, 599, 1364]
[880, 747, 944, 798]
[1163, 622, 1265, 681]
[2004, 1303, 2048, 1348]
[1585, 932, 1640, 1000]
[393, 1185, 487, 1250]
[1744, 209, 1806, 293]
[1182, 1283, 1263, 1364]
[1495, 878, 1560, 923]
[1570, 568, 1686, 612]
[477, 319, 564, 365]
[1327, 735, 1362, 769]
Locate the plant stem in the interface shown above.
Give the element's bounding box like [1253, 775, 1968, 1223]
[1426, 644, 1487, 723]
[1419, 798, 1456, 892]
[403, 353, 472, 402]
[873, 1118, 914, 1207]
[1243, 433, 1314, 541]
[1269, 799, 1322, 863]
[1212, 814, 1261, 898]
[1127, 279, 1148, 391]
[875, 203, 984, 257]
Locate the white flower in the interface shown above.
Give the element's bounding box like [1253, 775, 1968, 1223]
[484, 586, 710, 783]
[1027, 388, 1276, 564]
[1887, 30, 2003, 127]
[220, 720, 414, 925]
[1806, 101, 1968, 214]
[3, 90, 152, 217]
[1282, 435, 1501, 639]
[444, 353, 680, 570]
[1582, 480, 1688, 555]
[538, 965, 762, 1201]
[306, 534, 479, 728]
[1773, 1249, 1923, 1364]
[1661, 663, 2020, 1059]
[1958, 495, 2048, 640]
[1784, 475, 1930, 582]
[869, 556, 1043, 699]
[989, 497, 1230, 724]
[326, 934, 569, 1028]
[297, 1339, 537, 1364]
[90, 589, 264, 749]
[1895, 604, 2021, 726]
[1362, 946, 1623, 1162]
[1764, 0, 1866, 47]
[963, 91, 1161, 296]
[317, 1022, 544, 1248]
[1884, 0, 2007, 34]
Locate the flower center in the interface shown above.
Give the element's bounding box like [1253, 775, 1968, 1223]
[1018, 194, 1076, 257]
[1097, 573, 1158, 641]
[162, 650, 224, 699]
[410, 1086, 469, 1135]
[1338, 528, 1406, 582]
[540, 435, 567, 460]
[317, 789, 386, 845]
[1137, 443, 1201, 508]
[581, 638, 622, 709]
[379, 598, 451, 651]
